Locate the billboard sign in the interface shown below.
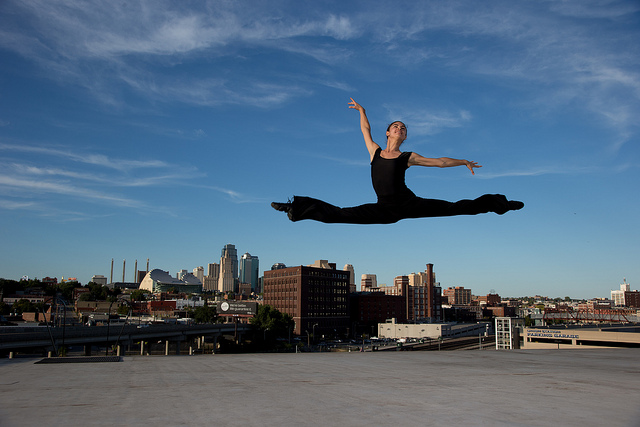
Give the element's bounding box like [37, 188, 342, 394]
[217, 301, 258, 316]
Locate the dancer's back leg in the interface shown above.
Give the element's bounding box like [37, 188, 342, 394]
[279, 196, 399, 224]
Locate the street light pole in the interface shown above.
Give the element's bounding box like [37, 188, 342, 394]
[312, 323, 318, 350]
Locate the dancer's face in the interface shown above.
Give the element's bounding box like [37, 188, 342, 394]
[386, 121, 407, 142]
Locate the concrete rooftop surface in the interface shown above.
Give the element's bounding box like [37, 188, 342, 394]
[1, 349, 639, 427]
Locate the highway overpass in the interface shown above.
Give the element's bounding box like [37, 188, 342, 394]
[0, 323, 251, 357]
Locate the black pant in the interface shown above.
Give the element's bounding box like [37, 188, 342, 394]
[289, 194, 509, 224]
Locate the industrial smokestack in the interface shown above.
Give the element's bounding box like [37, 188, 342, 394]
[134, 259, 138, 283]
[146, 258, 149, 272]
[122, 259, 126, 283]
[110, 258, 114, 284]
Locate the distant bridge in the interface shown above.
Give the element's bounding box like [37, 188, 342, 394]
[0, 323, 251, 356]
[543, 308, 639, 324]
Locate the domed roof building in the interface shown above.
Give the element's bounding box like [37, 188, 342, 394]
[139, 269, 203, 294]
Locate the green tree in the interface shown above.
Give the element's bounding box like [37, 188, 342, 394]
[250, 304, 294, 341]
[78, 293, 94, 302]
[130, 289, 147, 302]
[524, 315, 534, 327]
[193, 304, 217, 323]
[57, 281, 82, 302]
[117, 305, 131, 316]
[0, 278, 22, 296]
[11, 299, 38, 314]
[81, 283, 121, 301]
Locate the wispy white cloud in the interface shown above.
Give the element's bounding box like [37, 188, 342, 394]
[0, 136, 261, 220]
[383, 105, 472, 137]
[0, 142, 168, 171]
[9, 163, 201, 187]
[476, 165, 603, 179]
[0, 1, 358, 108]
[0, 199, 38, 210]
[0, 174, 149, 209]
[195, 184, 265, 204]
[0, 142, 213, 217]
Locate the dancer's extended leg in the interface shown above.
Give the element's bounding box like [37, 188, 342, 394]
[272, 196, 399, 224]
[399, 194, 523, 218]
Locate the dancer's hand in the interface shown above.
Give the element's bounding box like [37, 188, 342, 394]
[466, 161, 482, 175]
[348, 98, 364, 112]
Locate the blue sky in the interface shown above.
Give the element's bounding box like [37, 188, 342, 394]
[1, 0, 638, 299]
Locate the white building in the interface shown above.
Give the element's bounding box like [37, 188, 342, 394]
[611, 279, 631, 306]
[378, 318, 450, 339]
[91, 275, 108, 286]
[192, 266, 204, 284]
[140, 269, 202, 294]
[495, 317, 524, 349]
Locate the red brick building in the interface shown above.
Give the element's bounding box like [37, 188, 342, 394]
[263, 262, 350, 337]
[147, 300, 177, 317]
[350, 292, 406, 336]
[625, 291, 640, 308]
[362, 264, 442, 323]
[443, 286, 472, 305]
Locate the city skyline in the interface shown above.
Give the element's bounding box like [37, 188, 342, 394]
[0, 1, 638, 300]
[7, 250, 635, 302]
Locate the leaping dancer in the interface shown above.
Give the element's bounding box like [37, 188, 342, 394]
[272, 98, 523, 224]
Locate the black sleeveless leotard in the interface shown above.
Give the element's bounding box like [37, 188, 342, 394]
[371, 147, 415, 205]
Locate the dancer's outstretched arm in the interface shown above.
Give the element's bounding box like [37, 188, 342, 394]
[348, 98, 380, 161]
[408, 153, 482, 175]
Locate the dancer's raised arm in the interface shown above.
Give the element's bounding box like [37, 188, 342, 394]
[348, 98, 380, 161]
[408, 153, 482, 175]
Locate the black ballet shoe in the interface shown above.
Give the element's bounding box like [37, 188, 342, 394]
[271, 200, 296, 221]
[508, 200, 524, 211]
[271, 201, 291, 213]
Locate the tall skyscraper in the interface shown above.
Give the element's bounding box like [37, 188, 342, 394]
[221, 244, 238, 280]
[343, 264, 355, 293]
[239, 252, 259, 293]
[203, 263, 219, 292]
[207, 263, 220, 278]
[219, 246, 237, 293]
